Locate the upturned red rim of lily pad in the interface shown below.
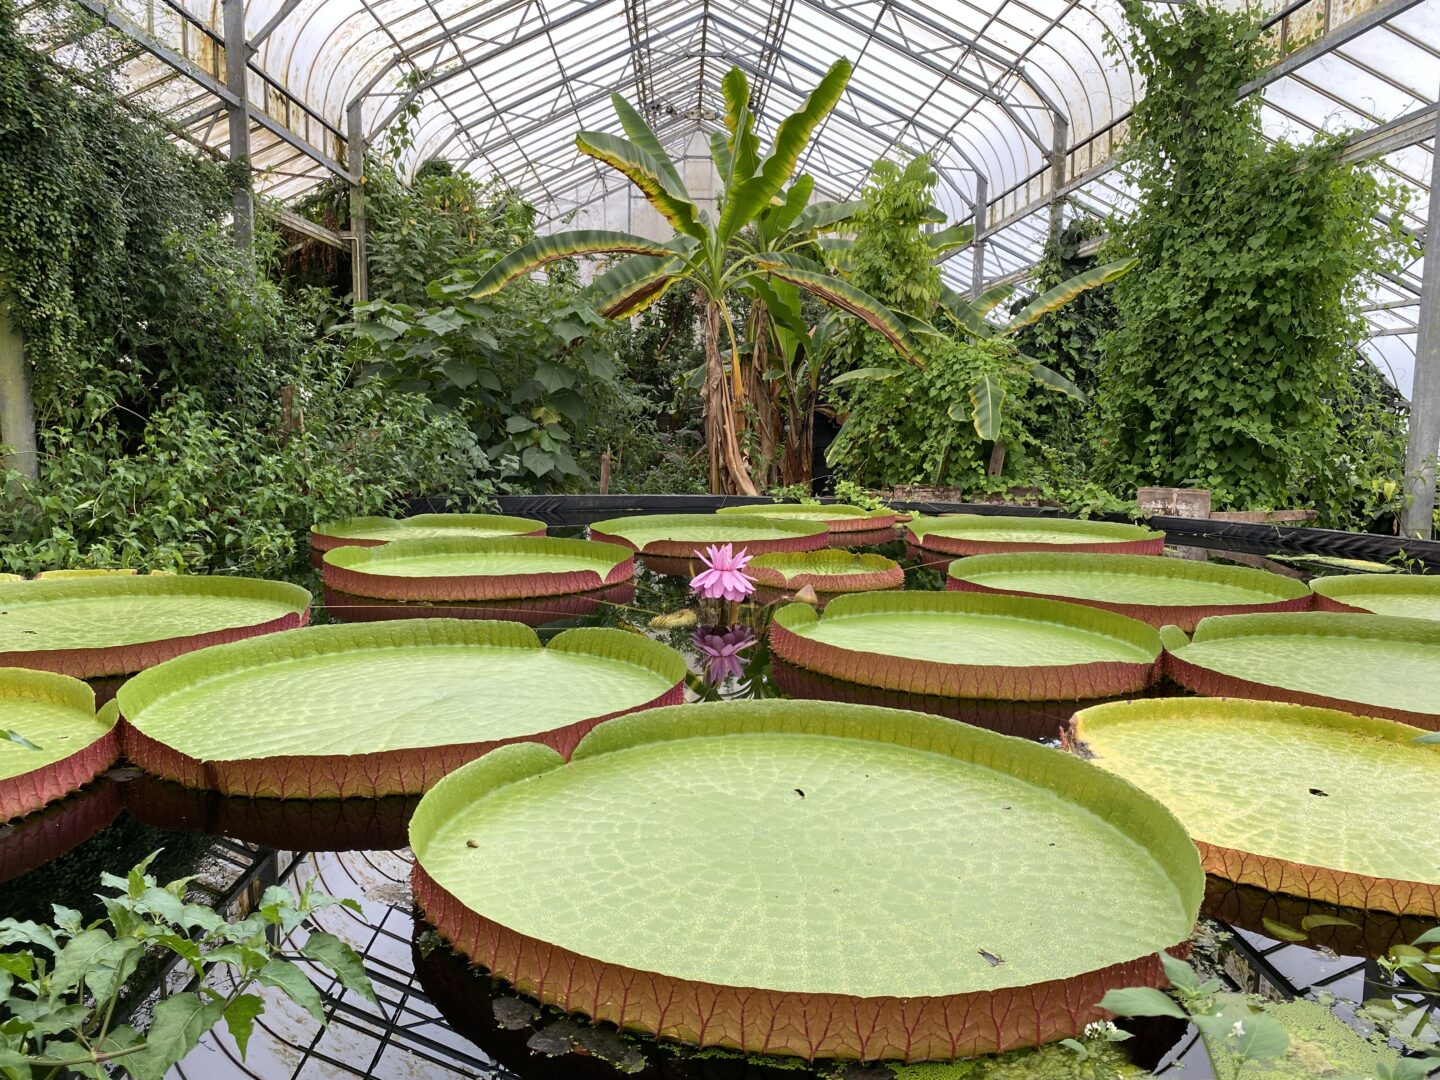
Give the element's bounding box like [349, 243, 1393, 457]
[1070, 697, 1440, 916]
[321, 536, 635, 602]
[906, 514, 1164, 557]
[0, 669, 120, 823]
[309, 513, 548, 555]
[409, 700, 1202, 1061]
[748, 550, 905, 595]
[715, 503, 900, 533]
[588, 513, 829, 558]
[321, 582, 636, 626]
[117, 620, 687, 799]
[0, 575, 311, 679]
[945, 552, 1312, 632]
[1163, 612, 1440, 730]
[769, 591, 1162, 701]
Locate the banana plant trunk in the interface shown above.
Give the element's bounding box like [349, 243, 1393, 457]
[987, 440, 1007, 477]
[703, 302, 759, 495]
[742, 301, 783, 490]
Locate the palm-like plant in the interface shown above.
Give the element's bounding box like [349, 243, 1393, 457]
[939, 260, 1136, 473]
[469, 59, 918, 495]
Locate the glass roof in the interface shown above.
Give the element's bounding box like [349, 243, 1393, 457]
[16, 0, 1439, 393]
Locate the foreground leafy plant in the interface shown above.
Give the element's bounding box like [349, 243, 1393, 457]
[0, 852, 374, 1078]
[1361, 927, 1440, 1072]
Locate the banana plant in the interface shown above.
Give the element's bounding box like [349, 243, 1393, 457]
[468, 59, 919, 495]
[939, 258, 1137, 457]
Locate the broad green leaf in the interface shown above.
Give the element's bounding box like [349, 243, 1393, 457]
[968, 376, 1006, 441]
[257, 958, 326, 1026]
[471, 231, 677, 297]
[752, 252, 918, 365]
[83, 937, 143, 1004]
[1058, 1037, 1089, 1060]
[575, 132, 704, 239]
[1260, 918, 1308, 942]
[610, 93, 687, 197]
[927, 223, 975, 254]
[49, 928, 113, 1000]
[1006, 258, 1137, 332]
[0, 730, 38, 750]
[1098, 987, 1188, 1019]
[126, 995, 226, 1080]
[974, 283, 1015, 317]
[792, 199, 864, 234]
[586, 254, 685, 318]
[1159, 952, 1198, 993]
[1412, 927, 1440, 946]
[763, 173, 815, 236]
[301, 932, 377, 1003]
[224, 993, 266, 1059]
[1027, 361, 1087, 402]
[1300, 913, 1358, 930]
[720, 68, 759, 182]
[708, 131, 733, 187]
[829, 366, 901, 386]
[718, 59, 852, 244]
[939, 285, 996, 339]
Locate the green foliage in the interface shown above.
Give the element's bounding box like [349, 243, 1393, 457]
[0, 851, 373, 1079]
[1095, 0, 1414, 525]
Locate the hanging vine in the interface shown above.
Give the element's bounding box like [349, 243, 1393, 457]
[1094, 0, 1414, 525]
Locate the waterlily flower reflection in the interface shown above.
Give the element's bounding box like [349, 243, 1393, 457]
[689, 543, 756, 602]
[692, 626, 756, 685]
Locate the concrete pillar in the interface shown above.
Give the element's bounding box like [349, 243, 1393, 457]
[0, 294, 39, 481]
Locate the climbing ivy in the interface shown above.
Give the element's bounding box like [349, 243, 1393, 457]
[1095, 0, 1414, 525]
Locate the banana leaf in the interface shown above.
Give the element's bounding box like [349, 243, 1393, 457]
[610, 94, 688, 198]
[576, 131, 705, 240]
[754, 252, 918, 366]
[587, 255, 686, 318]
[471, 231, 678, 296]
[1007, 258, 1136, 331]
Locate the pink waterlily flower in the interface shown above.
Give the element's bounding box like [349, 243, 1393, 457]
[692, 626, 756, 684]
[690, 543, 756, 602]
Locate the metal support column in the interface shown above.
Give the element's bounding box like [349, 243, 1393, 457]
[346, 103, 370, 303]
[971, 175, 988, 298]
[222, 0, 252, 248]
[1402, 108, 1440, 538]
[1047, 115, 1068, 249]
[0, 291, 38, 481]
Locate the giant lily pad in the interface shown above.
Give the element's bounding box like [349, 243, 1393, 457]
[0, 670, 119, 822]
[309, 513, 546, 564]
[946, 552, 1311, 631]
[410, 700, 1202, 1061]
[906, 515, 1164, 557]
[0, 576, 310, 679]
[322, 537, 634, 601]
[588, 513, 828, 557]
[118, 621, 686, 799]
[1310, 573, 1440, 621]
[748, 550, 904, 595]
[771, 592, 1162, 701]
[717, 502, 899, 532]
[1165, 612, 1440, 729]
[1072, 697, 1440, 915]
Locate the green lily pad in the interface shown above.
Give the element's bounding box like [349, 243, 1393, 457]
[0, 576, 311, 678]
[118, 621, 686, 798]
[1310, 573, 1440, 621]
[1166, 612, 1440, 729]
[1073, 697, 1440, 914]
[588, 513, 828, 557]
[0, 669, 118, 821]
[748, 550, 904, 593]
[1268, 554, 1399, 574]
[322, 537, 633, 601]
[717, 503, 898, 531]
[309, 513, 546, 554]
[771, 591, 1161, 701]
[907, 515, 1164, 556]
[947, 552, 1310, 630]
[411, 700, 1201, 1060]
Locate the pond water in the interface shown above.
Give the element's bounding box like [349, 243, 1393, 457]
[0, 530, 1425, 1079]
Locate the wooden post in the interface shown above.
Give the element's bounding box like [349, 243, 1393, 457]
[222, 0, 253, 249]
[598, 446, 612, 494]
[0, 292, 38, 481]
[346, 102, 369, 303]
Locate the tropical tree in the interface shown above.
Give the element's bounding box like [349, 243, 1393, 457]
[469, 58, 919, 495]
[938, 261, 1136, 474]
